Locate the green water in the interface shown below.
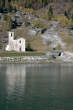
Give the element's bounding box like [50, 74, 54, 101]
[0, 63, 73, 110]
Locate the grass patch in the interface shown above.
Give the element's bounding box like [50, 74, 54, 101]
[0, 51, 45, 57]
[13, 27, 47, 51]
[58, 31, 73, 52]
[0, 21, 9, 32]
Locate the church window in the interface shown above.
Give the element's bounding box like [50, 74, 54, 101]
[11, 33, 12, 37]
[19, 40, 21, 43]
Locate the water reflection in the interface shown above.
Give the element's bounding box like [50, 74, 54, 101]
[6, 64, 26, 96]
[0, 63, 73, 110]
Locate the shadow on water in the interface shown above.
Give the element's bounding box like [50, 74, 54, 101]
[0, 63, 73, 110]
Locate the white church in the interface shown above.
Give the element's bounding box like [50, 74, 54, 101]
[6, 32, 26, 52]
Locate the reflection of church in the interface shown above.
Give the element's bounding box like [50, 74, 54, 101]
[6, 64, 26, 95]
[6, 32, 26, 52]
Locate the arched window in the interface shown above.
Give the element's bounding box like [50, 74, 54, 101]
[11, 33, 12, 37]
[19, 40, 21, 43]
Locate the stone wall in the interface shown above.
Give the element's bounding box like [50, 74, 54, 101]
[0, 56, 51, 63]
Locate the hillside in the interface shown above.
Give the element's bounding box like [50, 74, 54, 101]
[0, 0, 73, 10]
[0, 0, 73, 56]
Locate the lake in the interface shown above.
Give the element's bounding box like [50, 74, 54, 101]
[0, 63, 73, 110]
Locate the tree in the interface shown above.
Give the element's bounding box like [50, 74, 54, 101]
[71, 14, 73, 21]
[26, 42, 33, 51]
[66, 0, 73, 18]
[48, 6, 53, 20]
[44, 0, 48, 6]
[8, 3, 13, 12]
[7, 14, 12, 29]
[64, 10, 69, 19]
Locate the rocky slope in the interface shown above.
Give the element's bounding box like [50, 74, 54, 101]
[0, 3, 73, 61]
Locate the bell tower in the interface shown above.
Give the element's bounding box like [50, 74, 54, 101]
[8, 31, 14, 50]
[9, 32, 14, 42]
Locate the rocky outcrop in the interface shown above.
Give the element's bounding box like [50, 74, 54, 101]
[0, 32, 8, 50]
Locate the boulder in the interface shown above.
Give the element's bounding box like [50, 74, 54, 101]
[25, 21, 31, 27]
[28, 30, 37, 36]
[41, 28, 47, 34]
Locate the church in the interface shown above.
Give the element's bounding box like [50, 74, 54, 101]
[6, 32, 26, 52]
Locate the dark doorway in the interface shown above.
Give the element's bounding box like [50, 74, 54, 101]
[19, 47, 21, 52]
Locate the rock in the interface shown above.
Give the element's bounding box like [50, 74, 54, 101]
[15, 16, 22, 26]
[0, 14, 4, 21]
[41, 28, 47, 34]
[52, 55, 56, 59]
[58, 52, 62, 56]
[16, 10, 24, 17]
[28, 30, 37, 36]
[53, 47, 56, 50]
[24, 14, 37, 20]
[11, 16, 16, 21]
[25, 21, 31, 27]
[3, 9, 8, 13]
[0, 32, 8, 50]
[11, 15, 22, 27]
[0, 13, 2, 19]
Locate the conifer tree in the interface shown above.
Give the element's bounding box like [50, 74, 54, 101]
[64, 10, 69, 19]
[48, 6, 53, 20]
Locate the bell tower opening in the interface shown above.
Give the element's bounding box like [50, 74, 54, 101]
[11, 33, 12, 37]
[9, 32, 14, 37]
[9, 32, 14, 42]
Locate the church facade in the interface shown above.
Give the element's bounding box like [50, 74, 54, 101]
[6, 32, 26, 52]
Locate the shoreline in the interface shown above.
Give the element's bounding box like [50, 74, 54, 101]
[0, 56, 51, 64]
[0, 56, 73, 64]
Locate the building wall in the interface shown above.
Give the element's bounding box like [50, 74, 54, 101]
[6, 32, 26, 52]
[16, 38, 26, 52]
